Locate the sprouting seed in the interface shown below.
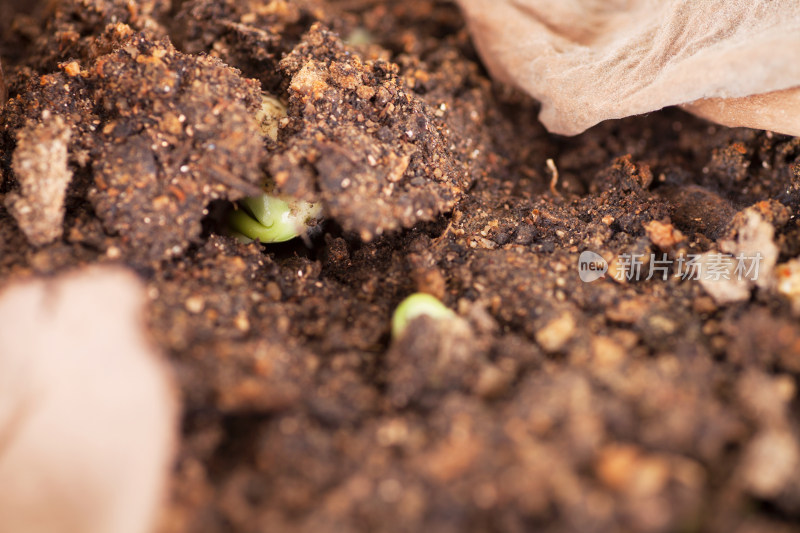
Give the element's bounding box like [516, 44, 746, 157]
[227, 193, 322, 243]
[391, 292, 456, 339]
[227, 92, 322, 243]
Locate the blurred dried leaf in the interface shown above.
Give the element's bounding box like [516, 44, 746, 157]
[457, 0, 800, 135]
[0, 267, 177, 533]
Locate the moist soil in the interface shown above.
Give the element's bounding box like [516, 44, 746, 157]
[2, 1, 800, 532]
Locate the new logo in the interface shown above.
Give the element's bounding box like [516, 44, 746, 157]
[578, 251, 608, 282]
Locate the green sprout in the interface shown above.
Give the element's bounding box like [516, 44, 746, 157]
[228, 193, 322, 243]
[391, 292, 456, 339]
[227, 93, 323, 244]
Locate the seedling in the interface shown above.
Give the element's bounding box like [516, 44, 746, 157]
[227, 193, 322, 243]
[227, 93, 322, 243]
[391, 292, 456, 339]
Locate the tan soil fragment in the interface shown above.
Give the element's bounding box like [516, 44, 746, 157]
[5, 113, 72, 246]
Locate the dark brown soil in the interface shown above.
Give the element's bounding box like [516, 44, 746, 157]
[2, 1, 800, 532]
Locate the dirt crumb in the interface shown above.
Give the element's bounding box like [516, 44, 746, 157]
[644, 219, 684, 250]
[5, 114, 72, 246]
[535, 311, 577, 353]
[739, 429, 800, 499]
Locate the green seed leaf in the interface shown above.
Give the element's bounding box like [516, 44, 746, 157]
[391, 293, 456, 339]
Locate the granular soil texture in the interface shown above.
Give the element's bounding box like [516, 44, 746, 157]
[2, 1, 800, 532]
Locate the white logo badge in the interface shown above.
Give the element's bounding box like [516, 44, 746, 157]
[578, 251, 608, 282]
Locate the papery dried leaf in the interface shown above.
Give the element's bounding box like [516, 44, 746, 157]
[456, 0, 800, 135]
[681, 87, 800, 135]
[0, 267, 177, 533]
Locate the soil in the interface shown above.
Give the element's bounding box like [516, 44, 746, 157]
[2, 1, 800, 532]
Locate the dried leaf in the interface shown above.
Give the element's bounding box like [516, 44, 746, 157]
[456, 0, 800, 135]
[0, 267, 177, 533]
